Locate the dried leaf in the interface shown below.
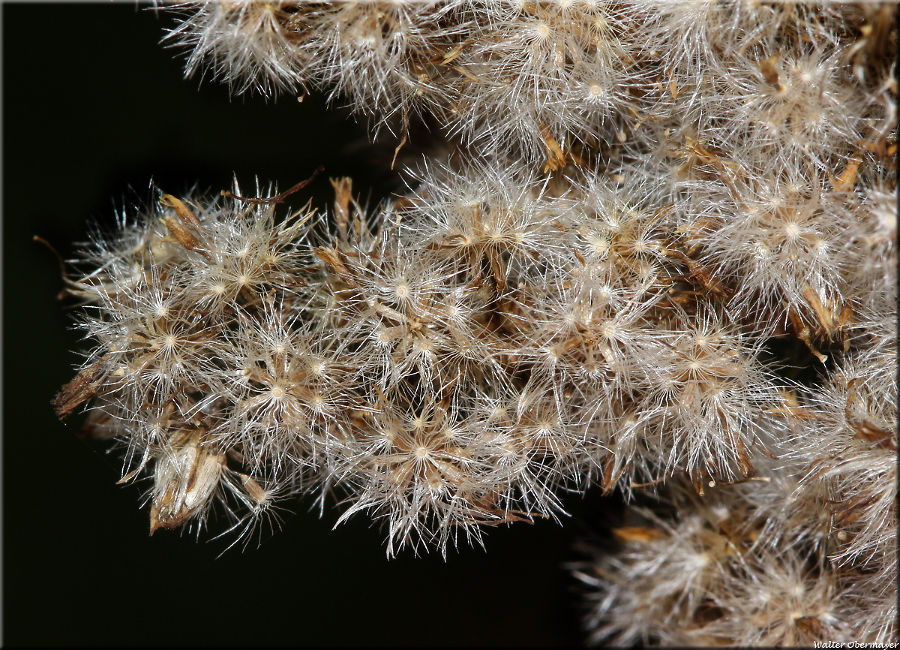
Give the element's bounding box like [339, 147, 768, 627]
[159, 193, 202, 228]
[54, 354, 113, 419]
[613, 527, 665, 543]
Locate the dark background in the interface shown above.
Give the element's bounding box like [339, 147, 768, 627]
[3, 4, 616, 646]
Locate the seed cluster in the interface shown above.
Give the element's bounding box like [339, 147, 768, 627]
[57, 1, 896, 645]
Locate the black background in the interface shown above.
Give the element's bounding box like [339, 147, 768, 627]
[3, 4, 617, 646]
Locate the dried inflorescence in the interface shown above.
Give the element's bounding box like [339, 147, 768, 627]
[572, 467, 893, 646]
[162, 2, 896, 164]
[57, 0, 897, 646]
[58, 163, 792, 554]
